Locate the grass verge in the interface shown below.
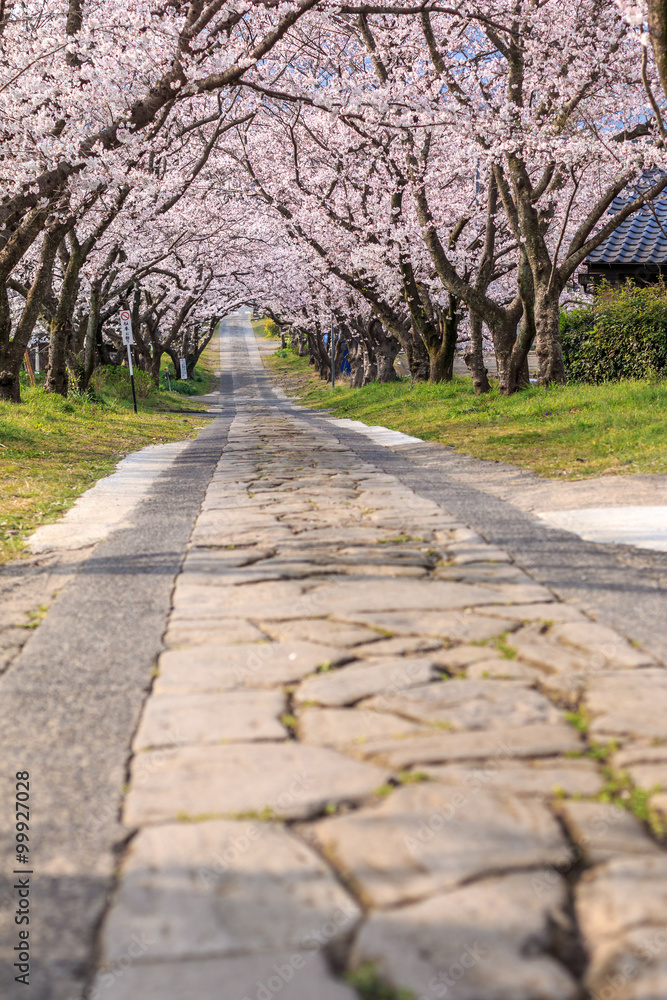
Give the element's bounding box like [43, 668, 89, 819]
[0, 349, 217, 564]
[264, 348, 667, 479]
[252, 316, 280, 339]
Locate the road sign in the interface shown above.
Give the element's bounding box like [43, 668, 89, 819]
[120, 310, 134, 345]
[179, 358, 187, 380]
[119, 310, 137, 413]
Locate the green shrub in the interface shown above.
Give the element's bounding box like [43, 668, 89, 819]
[91, 365, 155, 400]
[561, 282, 667, 383]
[159, 364, 211, 395]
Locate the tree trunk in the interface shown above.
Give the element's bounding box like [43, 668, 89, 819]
[362, 335, 377, 384]
[0, 284, 15, 402]
[186, 326, 214, 379]
[426, 300, 458, 382]
[45, 247, 82, 396]
[96, 321, 113, 366]
[509, 313, 534, 390]
[510, 250, 536, 390]
[369, 318, 399, 382]
[45, 323, 71, 395]
[405, 332, 430, 381]
[649, 1, 667, 103]
[489, 314, 521, 395]
[80, 282, 101, 392]
[306, 328, 328, 379]
[0, 225, 63, 402]
[148, 349, 164, 384]
[348, 338, 364, 387]
[534, 285, 565, 385]
[376, 349, 398, 382]
[427, 340, 454, 382]
[464, 311, 491, 394]
[164, 346, 177, 374]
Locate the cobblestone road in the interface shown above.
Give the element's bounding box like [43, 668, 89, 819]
[94, 315, 667, 1000]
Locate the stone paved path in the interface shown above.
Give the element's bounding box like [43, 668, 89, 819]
[92, 316, 667, 1000]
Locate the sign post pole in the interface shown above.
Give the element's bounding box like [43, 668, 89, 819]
[120, 310, 138, 414]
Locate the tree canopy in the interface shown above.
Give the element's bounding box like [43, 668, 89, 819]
[1, 0, 666, 401]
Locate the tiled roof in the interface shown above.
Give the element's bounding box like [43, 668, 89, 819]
[587, 176, 667, 266]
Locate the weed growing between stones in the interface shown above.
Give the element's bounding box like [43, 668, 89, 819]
[491, 632, 518, 659]
[346, 963, 417, 1000]
[565, 709, 589, 734]
[396, 771, 429, 785]
[19, 603, 48, 629]
[596, 767, 666, 837]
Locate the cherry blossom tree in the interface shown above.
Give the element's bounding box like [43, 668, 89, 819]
[3, 1, 667, 401]
[0, 0, 324, 401]
[233, 3, 667, 389]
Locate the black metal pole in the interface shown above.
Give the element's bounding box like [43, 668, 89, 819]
[126, 343, 138, 414]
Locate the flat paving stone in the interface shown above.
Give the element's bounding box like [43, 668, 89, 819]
[554, 800, 662, 864]
[306, 578, 501, 613]
[337, 609, 519, 643]
[297, 707, 425, 747]
[474, 581, 556, 604]
[190, 522, 295, 546]
[165, 619, 266, 647]
[102, 820, 360, 963]
[475, 602, 587, 622]
[612, 745, 667, 769]
[329, 545, 436, 567]
[124, 742, 390, 826]
[133, 690, 286, 749]
[360, 679, 563, 730]
[178, 566, 289, 586]
[611, 747, 667, 797]
[307, 784, 569, 907]
[182, 546, 275, 569]
[351, 874, 579, 1000]
[294, 657, 436, 707]
[510, 625, 590, 674]
[262, 618, 381, 647]
[428, 644, 506, 672]
[576, 856, 667, 999]
[550, 621, 653, 669]
[171, 579, 306, 618]
[156, 641, 352, 693]
[354, 723, 583, 768]
[626, 765, 667, 793]
[434, 562, 530, 584]
[466, 657, 543, 680]
[91, 953, 359, 1000]
[422, 758, 603, 798]
[354, 635, 444, 657]
[584, 668, 667, 740]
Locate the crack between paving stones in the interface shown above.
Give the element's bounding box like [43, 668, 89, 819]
[79, 826, 141, 1000]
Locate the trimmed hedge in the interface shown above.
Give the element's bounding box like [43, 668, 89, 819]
[561, 282, 667, 383]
